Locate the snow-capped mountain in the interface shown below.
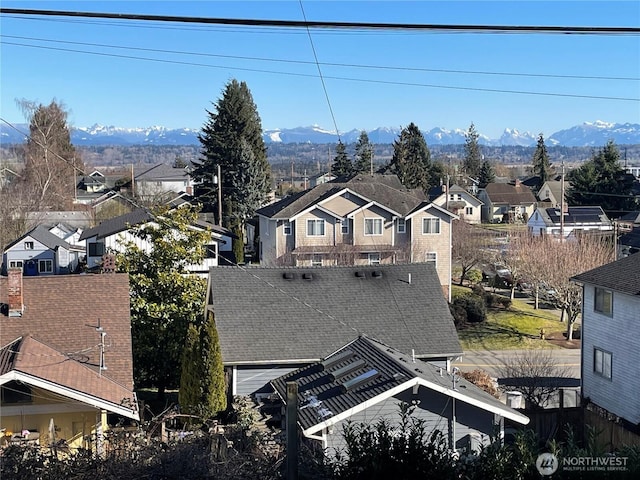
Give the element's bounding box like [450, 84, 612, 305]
[1, 121, 638, 147]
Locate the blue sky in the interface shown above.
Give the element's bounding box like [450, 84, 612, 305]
[1, 0, 638, 139]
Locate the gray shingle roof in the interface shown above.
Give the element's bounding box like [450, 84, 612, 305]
[207, 263, 462, 365]
[79, 208, 153, 240]
[4, 225, 72, 251]
[572, 253, 640, 295]
[270, 336, 528, 433]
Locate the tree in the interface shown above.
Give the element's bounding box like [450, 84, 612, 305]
[19, 99, 83, 210]
[194, 79, 271, 260]
[452, 220, 492, 286]
[353, 131, 373, 174]
[463, 123, 482, 180]
[566, 140, 638, 214]
[116, 205, 209, 397]
[531, 133, 553, 191]
[387, 123, 432, 190]
[477, 159, 495, 188]
[331, 141, 353, 177]
[179, 324, 201, 414]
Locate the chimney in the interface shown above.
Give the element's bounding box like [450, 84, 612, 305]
[7, 268, 24, 317]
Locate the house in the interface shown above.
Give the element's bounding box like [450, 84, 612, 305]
[270, 336, 529, 457]
[309, 172, 336, 187]
[90, 191, 140, 223]
[2, 225, 84, 276]
[615, 211, 640, 258]
[205, 263, 463, 398]
[536, 180, 568, 208]
[572, 254, 640, 435]
[477, 181, 537, 223]
[0, 271, 138, 450]
[256, 174, 457, 298]
[527, 206, 613, 238]
[131, 163, 194, 200]
[428, 184, 483, 224]
[79, 208, 234, 274]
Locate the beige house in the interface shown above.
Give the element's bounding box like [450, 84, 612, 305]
[477, 181, 537, 223]
[256, 174, 457, 299]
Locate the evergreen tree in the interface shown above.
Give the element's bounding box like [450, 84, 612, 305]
[200, 311, 227, 416]
[179, 324, 201, 414]
[194, 79, 271, 258]
[566, 140, 638, 213]
[531, 133, 553, 191]
[463, 122, 482, 180]
[478, 160, 496, 188]
[331, 141, 353, 177]
[353, 131, 373, 174]
[388, 123, 432, 190]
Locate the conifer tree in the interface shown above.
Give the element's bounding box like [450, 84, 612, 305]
[200, 311, 227, 416]
[531, 133, 553, 191]
[331, 141, 353, 177]
[179, 324, 201, 414]
[388, 123, 431, 190]
[478, 160, 496, 188]
[463, 122, 482, 180]
[353, 131, 373, 174]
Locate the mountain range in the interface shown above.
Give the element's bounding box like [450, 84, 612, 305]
[1, 121, 638, 147]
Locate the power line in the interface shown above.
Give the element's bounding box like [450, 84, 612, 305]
[3, 42, 637, 103]
[1, 8, 639, 34]
[3, 34, 637, 82]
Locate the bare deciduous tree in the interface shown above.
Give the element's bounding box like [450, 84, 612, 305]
[452, 219, 493, 286]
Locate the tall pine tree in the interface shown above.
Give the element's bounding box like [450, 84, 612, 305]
[331, 141, 353, 178]
[353, 131, 373, 174]
[531, 133, 553, 191]
[478, 160, 496, 188]
[463, 122, 482, 180]
[388, 123, 432, 190]
[194, 79, 271, 262]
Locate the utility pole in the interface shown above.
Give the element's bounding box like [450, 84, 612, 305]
[560, 161, 565, 240]
[217, 164, 222, 227]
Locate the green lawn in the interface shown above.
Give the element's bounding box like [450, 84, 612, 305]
[452, 285, 566, 350]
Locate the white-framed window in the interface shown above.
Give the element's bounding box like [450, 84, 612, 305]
[449, 194, 455, 201]
[594, 287, 612, 316]
[312, 254, 323, 266]
[426, 252, 437, 265]
[422, 218, 441, 234]
[397, 218, 406, 234]
[307, 219, 325, 236]
[340, 219, 349, 235]
[24, 241, 34, 250]
[594, 347, 612, 379]
[283, 221, 292, 236]
[465, 207, 473, 215]
[9, 260, 23, 269]
[368, 253, 381, 265]
[364, 218, 383, 236]
[38, 259, 53, 273]
[89, 242, 105, 257]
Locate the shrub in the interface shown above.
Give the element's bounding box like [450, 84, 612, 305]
[451, 294, 487, 323]
[450, 302, 468, 329]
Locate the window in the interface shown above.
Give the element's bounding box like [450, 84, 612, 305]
[422, 218, 441, 234]
[283, 221, 292, 236]
[594, 348, 612, 379]
[368, 253, 381, 265]
[449, 194, 455, 201]
[9, 261, 23, 269]
[397, 218, 406, 234]
[307, 219, 325, 236]
[364, 218, 383, 236]
[594, 287, 613, 316]
[312, 254, 323, 266]
[465, 207, 473, 215]
[88, 242, 105, 256]
[340, 219, 349, 235]
[426, 252, 437, 265]
[205, 244, 217, 259]
[24, 241, 34, 250]
[38, 260, 53, 273]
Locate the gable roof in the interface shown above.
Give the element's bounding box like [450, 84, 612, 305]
[572, 254, 640, 296]
[207, 263, 462, 365]
[483, 183, 537, 205]
[533, 206, 612, 227]
[0, 336, 138, 419]
[0, 273, 134, 389]
[79, 208, 154, 241]
[256, 174, 427, 220]
[135, 163, 189, 182]
[270, 336, 528, 436]
[4, 225, 72, 252]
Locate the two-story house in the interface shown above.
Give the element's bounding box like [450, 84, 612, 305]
[527, 206, 613, 238]
[428, 184, 483, 224]
[477, 181, 537, 223]
[132, 163, 194, 200]
[572, 254, 640, 437]
[256, 174, 457, 297]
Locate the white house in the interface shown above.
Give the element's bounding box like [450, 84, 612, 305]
[429, 184, 483, 224]
[572, 254, 640, 430]
[527, 206, 613, 238]
[133, 163, 194, 200]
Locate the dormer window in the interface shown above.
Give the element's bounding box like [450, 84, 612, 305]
[24, 241, 34, 250]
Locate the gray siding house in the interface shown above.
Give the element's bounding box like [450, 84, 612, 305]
[572, 254, 640, 428]
[205, 263, 463, 398]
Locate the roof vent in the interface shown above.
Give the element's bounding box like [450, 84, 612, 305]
[341, 369, 379, 393]
[372, 270, 383, 278]
[355, 271, 366, 278]
[328, 359, 366, 381]
[302, 272, 313, 280]
[320, 349, 354, 371]
[283, 272, 295, 280]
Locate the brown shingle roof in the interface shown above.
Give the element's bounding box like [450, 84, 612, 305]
[484, 183, 536, 205]
[0, 273, 134, 390]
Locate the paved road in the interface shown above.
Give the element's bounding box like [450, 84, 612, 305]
[453, 348, 581, 380]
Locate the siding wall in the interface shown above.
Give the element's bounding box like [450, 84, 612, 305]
[581, 284, 640, 424]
